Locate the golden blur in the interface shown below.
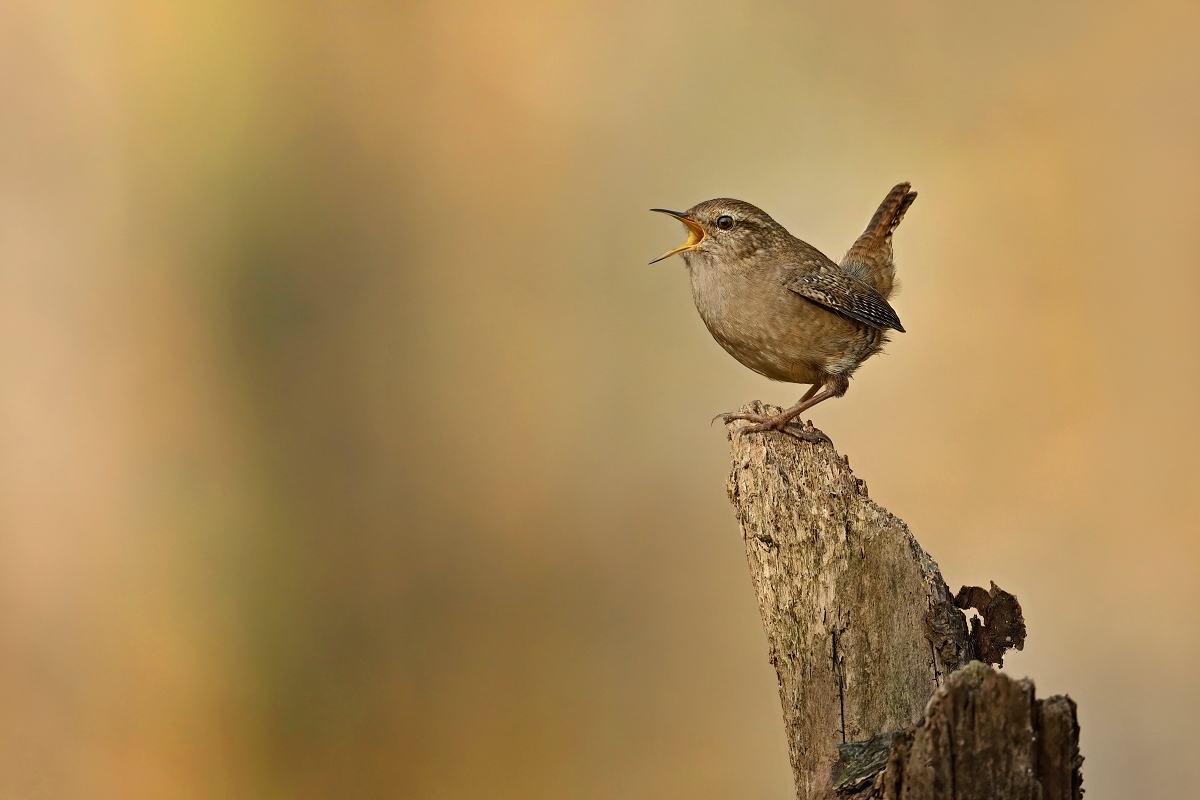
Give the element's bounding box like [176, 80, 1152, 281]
[2, 1, 1198, 797]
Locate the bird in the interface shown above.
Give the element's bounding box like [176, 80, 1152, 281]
[650, 183, 916, 439]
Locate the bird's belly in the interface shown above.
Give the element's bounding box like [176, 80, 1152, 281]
[690, 273, 832, 384]
[706, 317, 825, 384]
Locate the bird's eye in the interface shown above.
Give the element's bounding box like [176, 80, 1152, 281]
[716, 215, 735, 230]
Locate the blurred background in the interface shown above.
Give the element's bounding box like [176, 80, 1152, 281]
[2, 1, 1198, 797]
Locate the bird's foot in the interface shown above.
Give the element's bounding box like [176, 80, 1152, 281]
[716, 410, 831, 444]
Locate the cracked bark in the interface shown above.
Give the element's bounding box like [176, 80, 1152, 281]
[852, 662, 1083, 800]
[724, 404, 1079, 800]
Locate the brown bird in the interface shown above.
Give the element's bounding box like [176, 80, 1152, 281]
[651, 183, 916, 438]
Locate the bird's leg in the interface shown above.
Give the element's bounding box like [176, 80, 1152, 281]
[720, 384, 835, 442]
[720, 384, 819, 425]
[796, 383, 822, 404]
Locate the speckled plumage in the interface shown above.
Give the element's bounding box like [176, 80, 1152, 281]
[652, 183, 916, 436]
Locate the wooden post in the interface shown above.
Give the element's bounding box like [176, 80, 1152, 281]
[724, 404, 1081, 799]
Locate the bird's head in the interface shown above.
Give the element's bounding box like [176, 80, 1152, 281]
[649, 199, 786, 265]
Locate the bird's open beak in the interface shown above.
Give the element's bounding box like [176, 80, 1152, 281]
[649, 209, 705, 264]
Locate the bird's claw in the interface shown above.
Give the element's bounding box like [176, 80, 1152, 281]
[718, 410, 831, 444]
[715, 411, 767, 426]
[779, 422, 832, 444]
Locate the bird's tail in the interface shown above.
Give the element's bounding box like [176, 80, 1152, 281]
[840, 182, 917, 300]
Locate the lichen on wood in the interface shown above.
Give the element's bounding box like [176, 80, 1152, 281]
[954, 582, 1027, 667]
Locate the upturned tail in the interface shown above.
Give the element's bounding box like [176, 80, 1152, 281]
[840, 182, 917, 300]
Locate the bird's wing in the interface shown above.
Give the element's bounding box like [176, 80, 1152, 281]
[783, 250, 905, 332]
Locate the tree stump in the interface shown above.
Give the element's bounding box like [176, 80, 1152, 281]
[856, 662, 1084, 799]
[724, 404, 1080, 799]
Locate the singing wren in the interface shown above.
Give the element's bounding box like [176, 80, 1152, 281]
[650, 183, 916, 438]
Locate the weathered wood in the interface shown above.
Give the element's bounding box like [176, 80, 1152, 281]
[725, 404, 971, 798]
[724, 404, 1061, 799]
[856, 662, 1084, 800]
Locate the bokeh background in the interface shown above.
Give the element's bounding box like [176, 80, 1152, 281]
[3, 1, 1199, 797]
